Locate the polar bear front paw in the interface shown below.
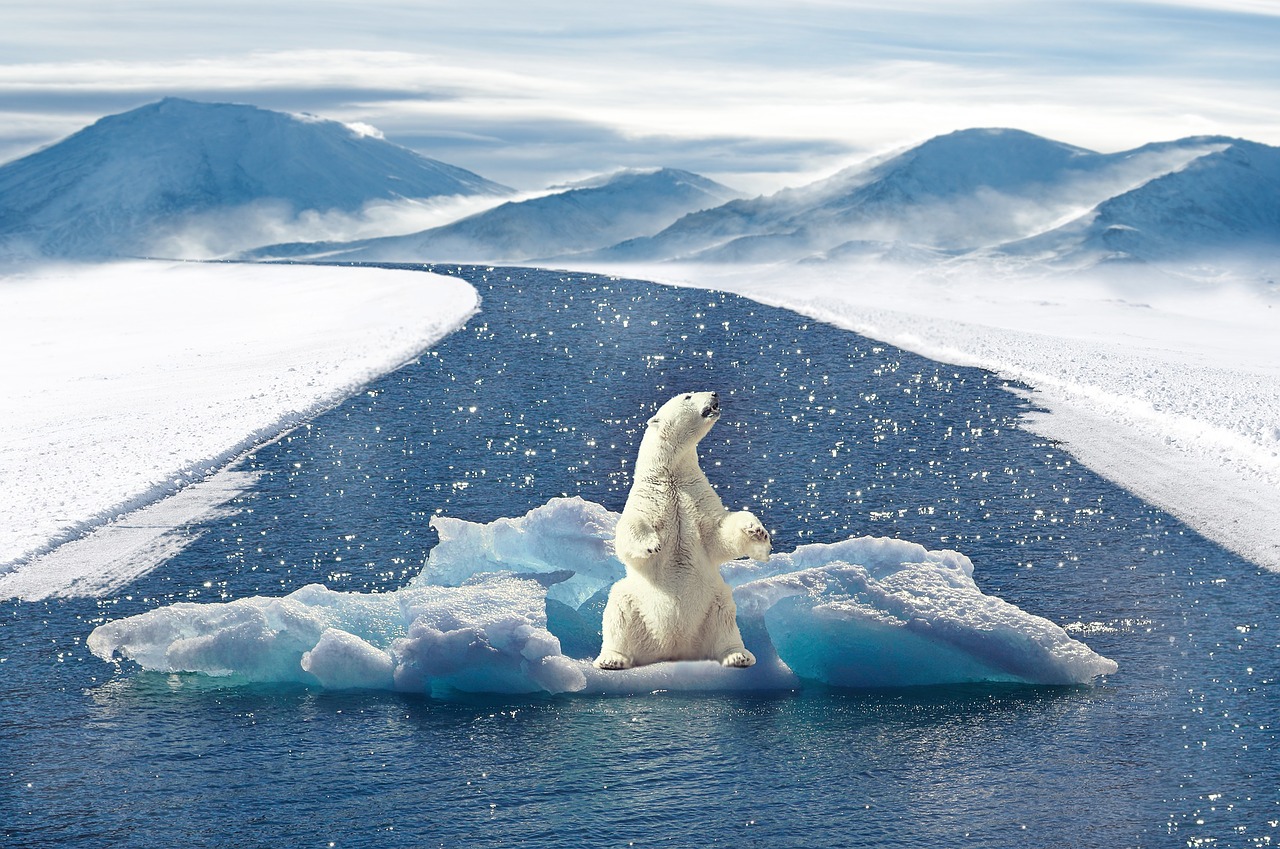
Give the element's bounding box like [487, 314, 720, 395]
[740, 519, 771, 561]
[617, 521, 663, 564]
[720, 648, 756, 668]
[722, 510, 771, 560]
[594, 650, 634, 670]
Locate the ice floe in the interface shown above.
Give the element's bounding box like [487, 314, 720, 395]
[89, 497, 1118, 696]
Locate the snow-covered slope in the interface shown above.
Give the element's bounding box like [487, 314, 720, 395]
[999, 138, 1280, 266]
[596, 130, 1232, 264]
[249, 168, 741, 263]
[0, 98, 509, 259]
[0, 261, 478, 582]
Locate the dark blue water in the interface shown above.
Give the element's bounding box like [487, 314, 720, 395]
[3, 266, 1277, 848]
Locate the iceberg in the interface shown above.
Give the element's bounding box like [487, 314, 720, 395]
[89, 497, 1117, 696]
[87, 576, 586, 698]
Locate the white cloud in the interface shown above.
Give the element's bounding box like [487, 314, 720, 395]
[1125, 0, 1280, 14]
[1, 2, 1278, 187]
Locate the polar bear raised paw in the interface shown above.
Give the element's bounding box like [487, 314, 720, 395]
[722, 511, 771, 562]
[720, 649, 756, 668]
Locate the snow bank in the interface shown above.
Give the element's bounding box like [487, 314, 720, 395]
[0, 260, 478, 579]
[595, 261, 1280, 571]
[89, 497, 1117, 695]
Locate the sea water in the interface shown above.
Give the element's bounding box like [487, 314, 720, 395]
[2, 266, 1276, 847]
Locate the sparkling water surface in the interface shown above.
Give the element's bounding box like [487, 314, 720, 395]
[3, 266, 1277, 848]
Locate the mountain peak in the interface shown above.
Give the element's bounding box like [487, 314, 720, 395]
[0, 99, 509, 258]
[551, 167, 727, 193]
[861, 127, 1097, 196]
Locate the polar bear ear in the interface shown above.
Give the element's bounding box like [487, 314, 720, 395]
[648, 415, 662, 427]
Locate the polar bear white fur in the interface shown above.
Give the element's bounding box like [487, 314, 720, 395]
[594, 391, 771, 670]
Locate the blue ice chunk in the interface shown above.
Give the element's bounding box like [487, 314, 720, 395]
[89, 500, 1117, 694]
[734, 538, 1119, 687]
[414, 496, 623, 609]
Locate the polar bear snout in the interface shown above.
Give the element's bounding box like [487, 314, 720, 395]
[701, 392, 720, 419]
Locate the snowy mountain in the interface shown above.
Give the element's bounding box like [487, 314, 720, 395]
[594, 129, 1236, 264]
[247, 168, 741, 263]
[4, 101, 1274, 271]
[0, 98, 509, 259]
[998, 138, 1280, 266]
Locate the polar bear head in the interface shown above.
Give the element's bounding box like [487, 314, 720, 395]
[645, 391, 721, 453]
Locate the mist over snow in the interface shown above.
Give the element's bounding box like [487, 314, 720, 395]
[592, 130, 1250, 266]
[154, 193, 518, 261]
[1000, 138, 1280, 268]
[0, 98, 510, 260]
[246, 168, 743, 264]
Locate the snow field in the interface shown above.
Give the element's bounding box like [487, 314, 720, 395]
[0, 260, 478, 571]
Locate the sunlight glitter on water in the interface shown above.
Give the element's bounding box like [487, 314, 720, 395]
[3, 267, 1276, 849]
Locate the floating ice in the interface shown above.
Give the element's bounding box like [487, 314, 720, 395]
[734, 542, 1119, 687]
[415, 497, 623, 608]
[89, 497, 1117, 695]
[88, 576, 585, 697]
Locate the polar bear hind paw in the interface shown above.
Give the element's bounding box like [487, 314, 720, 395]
[594, 650, 634, 670]
[720, 649, 756, 668]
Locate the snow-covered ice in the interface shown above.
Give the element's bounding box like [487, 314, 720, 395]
[595, 261, 1280, 572]
[0, 260, 478, 586]
[88, 497, 1117, 694]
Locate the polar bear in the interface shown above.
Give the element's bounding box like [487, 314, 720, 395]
[594, 391, 772, 670]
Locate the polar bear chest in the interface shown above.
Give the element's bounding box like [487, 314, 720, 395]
[646, 483, 714, 567]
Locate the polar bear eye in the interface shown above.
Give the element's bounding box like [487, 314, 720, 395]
[683, 394, 692, 400]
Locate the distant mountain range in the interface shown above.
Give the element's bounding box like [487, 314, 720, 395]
[0, 98, 508, 259]
[246, 168, 742, 263]
[594, 129, 1278, 266]
[998, 138, 1280, 266]
[2, 99, 1277, 270]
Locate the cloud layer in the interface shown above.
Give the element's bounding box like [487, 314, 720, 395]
[3, 2, 1279, 190]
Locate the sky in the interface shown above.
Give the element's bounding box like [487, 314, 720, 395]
[2, 1, 1279, 192]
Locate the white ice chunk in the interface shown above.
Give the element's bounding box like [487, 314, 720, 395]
[391, 577, 586, 697]
[88, 593, 333, 683]
[89, 574, 585, 696]
[414, 496, 624, 608]
[301, 628, 395, 690]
